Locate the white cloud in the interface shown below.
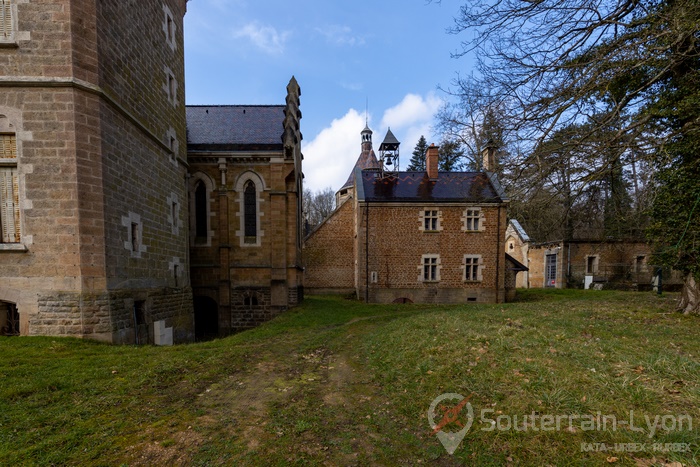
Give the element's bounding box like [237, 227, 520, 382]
[315, 25, 366, 46]
[380, 92, 442, 130]
[302, 109, 366, 193]
[379, 92, 443, 166]
[233, 22, 290, 55]
[302, 92, 444, 192]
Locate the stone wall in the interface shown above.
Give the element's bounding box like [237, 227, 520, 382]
[30, 287, 194, 344]
[0, 0, 193, 341]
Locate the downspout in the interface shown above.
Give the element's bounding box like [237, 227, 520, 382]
[365, 201, 369, 302]
[495, 205, 501, 303]
[567, 242, 571, 288]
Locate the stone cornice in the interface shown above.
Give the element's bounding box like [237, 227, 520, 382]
[0, 76, 188, 168]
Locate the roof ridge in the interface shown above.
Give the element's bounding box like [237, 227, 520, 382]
[185, 104, 285, 108]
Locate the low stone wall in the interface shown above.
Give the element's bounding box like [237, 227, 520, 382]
[30, 287, 194, 344]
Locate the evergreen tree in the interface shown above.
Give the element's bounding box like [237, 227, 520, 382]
[438, 140, 465, 171]
[407, 135, 428, 171]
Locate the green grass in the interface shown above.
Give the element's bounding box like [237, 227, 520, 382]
[1, 290, 699, 465]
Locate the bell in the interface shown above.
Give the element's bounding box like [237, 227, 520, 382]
[385, 158, 392, 166]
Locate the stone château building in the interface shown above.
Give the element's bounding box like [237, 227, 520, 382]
[0, 1, 303, 342]
[186, 79, 304, 338]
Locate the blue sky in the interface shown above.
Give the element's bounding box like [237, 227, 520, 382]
[184, 0, 470, 192]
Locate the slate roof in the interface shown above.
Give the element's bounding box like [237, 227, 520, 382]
[186, 105, 285, 149]
[340, 149, 380, 190]
[509, 219, 530, 242]
[357, 170, 505, 203]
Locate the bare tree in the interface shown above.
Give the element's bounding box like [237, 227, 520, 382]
[303, 186, 336, 233]
[433, 0, 699, 310]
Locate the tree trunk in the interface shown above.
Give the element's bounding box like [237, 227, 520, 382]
[678, 273, 700, 315]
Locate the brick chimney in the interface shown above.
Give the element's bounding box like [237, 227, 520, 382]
[482, 139, 497, 171]
[426, 144, 439, 180]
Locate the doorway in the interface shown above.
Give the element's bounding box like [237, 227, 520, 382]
[0, 301, 19, 336]
[194, 296, 219, 340]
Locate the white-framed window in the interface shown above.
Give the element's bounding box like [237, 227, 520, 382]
[462, 207, 485, 232]
[0, 133, 20, 243]
[464, 208, 482, 231]
[419, 254, 441, 282]
[419, 209, 442, 232]
[0, 0, 13, 42]
[166, 192, 181, 235]
[163, 66, 177, 107]
[122, 211, 146, 258]
[166, 127, 178, 165]
[463, 255, 483, 282]
[162, 4, 177, 51]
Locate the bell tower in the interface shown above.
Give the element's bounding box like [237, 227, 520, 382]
[379, 128, 400, 179]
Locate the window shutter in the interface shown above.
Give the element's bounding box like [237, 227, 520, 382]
[0, 134, 16, 158]
[0, 1, 11, 40]
[1, 167, 20, 243]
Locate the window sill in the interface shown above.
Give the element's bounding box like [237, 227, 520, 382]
[421, 280, 440, 283]
[0, 41, 19, 49]
[0, 243, 28, 252]
[463, 280, 483, 283]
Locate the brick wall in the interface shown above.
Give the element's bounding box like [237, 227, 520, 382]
[356, 203, 507, 303]
[303, 198, 355, 293]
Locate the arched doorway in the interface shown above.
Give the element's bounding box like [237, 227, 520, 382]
[0, 301, 19, 336]
[194, 296, 218, 341]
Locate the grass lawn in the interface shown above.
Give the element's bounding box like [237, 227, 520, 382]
[1, 290, 699, 466]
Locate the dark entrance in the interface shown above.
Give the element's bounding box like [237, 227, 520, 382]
[1, 301, 19, 336]
[194, 296, 219, 340]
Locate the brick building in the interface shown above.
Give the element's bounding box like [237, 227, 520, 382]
[305, 131, 515, 303]
[0, 0, 193, 343]
[186, 78, 304, 336]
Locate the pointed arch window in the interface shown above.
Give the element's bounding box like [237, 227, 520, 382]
[194, 180, 208, 241]
[244, 181, 257, 243]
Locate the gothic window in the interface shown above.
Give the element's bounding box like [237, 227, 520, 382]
[194, 180, 208, 241]
[0, 133, 20, 243]
[244, 180, 256, 243]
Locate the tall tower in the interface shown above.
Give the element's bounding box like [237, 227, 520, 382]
[0, 1, 193, 343]
[336, 125, 381, 205]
